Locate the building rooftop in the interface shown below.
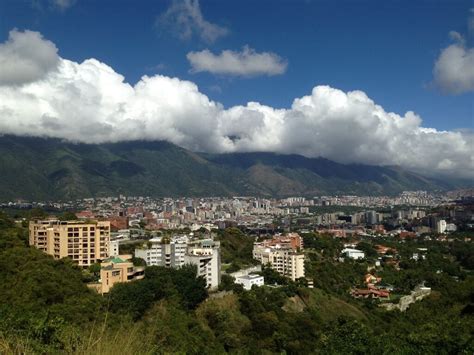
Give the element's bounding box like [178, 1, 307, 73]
[103, 256, 127, 264]
[237, 274, 263, 280]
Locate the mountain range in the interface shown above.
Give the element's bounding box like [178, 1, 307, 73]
[0, 135, 467, 200]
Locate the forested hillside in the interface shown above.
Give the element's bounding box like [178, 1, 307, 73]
[0, 135, 464, 200]
[0, 212, 473, 353]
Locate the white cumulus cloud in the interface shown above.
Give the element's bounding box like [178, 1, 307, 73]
[187, 46, 288, 76]
[0, 30, 472, 178]
[433, 33, 474, 94]
[433, 10, 474, 94]
[0, 29, 60, 86]
[157, 0, 228, 43]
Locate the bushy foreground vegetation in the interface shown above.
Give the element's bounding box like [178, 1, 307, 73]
[0, 213, 472, 354]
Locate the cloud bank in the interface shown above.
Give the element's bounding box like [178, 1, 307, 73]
[157, 0, 228, 43]
[0, 30, 472, 178]
[187, 46, 288, 76]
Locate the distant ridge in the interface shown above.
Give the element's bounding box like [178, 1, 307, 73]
[0, 135, 467, 200]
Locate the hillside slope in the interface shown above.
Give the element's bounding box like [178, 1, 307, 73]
[0, 135, 463, 200]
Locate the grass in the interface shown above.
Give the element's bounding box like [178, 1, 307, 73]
[291, 288, 369, 322]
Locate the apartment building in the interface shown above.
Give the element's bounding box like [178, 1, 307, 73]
[135, 235, 188, 268]
[253, 244, 305, 281]
[135, 236, 221, 289]
[109, 240, 120, 257]
[185, 239, 221, 289]
[252, 233, 305, 281]
[97, 255, 145, 294]
[29, 219, 110, 267]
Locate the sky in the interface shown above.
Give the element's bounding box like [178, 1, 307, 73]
[0, 0, 472, 178]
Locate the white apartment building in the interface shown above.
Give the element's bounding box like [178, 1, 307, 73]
[436, 220, 447, 234]
[253, 244, 305, 281]
[109, 240, 120, 257]
[135, 235, 188, 268]
[185, 239, 221, 289]
[135, 236, 221, 289]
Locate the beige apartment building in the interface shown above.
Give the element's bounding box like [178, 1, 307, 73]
[253, 244, 305, 281]
[29, 219, 111, 267]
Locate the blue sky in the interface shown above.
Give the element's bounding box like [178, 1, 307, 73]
[1, 0, 472, 131]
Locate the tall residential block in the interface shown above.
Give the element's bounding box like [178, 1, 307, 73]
[135, 236, 221, 289]
[135, 235, 188, 268]
[436, 219, 447, 234]
[185, 239, 221, 289]
[253, 233, 305, 281]
[29, 219, 110, 267]
[253, 245, 305, 281]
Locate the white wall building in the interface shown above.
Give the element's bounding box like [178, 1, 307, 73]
[135, 236, 221, 289]
[436, 220, 447, 234]
[230, 265, 262, 279]
[446, 223, 457, 232]
[341, 248, 365, 260]
[235, 274, 264, 290]
[185, 239, 221, 290]
[135, 235, 188, 268]
[109, 240, 120, 257]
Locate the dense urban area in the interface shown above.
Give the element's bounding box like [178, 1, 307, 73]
[0, 189, 472, 353]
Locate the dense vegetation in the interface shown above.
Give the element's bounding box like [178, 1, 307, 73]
[215, 227, 257, 272]
[0, 135, 463, 200]
[0, 214, 472, 354]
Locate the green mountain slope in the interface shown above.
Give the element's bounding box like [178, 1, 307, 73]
[0, 135, 465, 200]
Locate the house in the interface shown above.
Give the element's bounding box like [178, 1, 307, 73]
[375, 245, 397, 255]
[365, 273, 381, 285]
[351, 288, 390, 300]
[93, 255, 145, 294]
[235, 274, 264, 290]
[341, 248, 365, 260]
